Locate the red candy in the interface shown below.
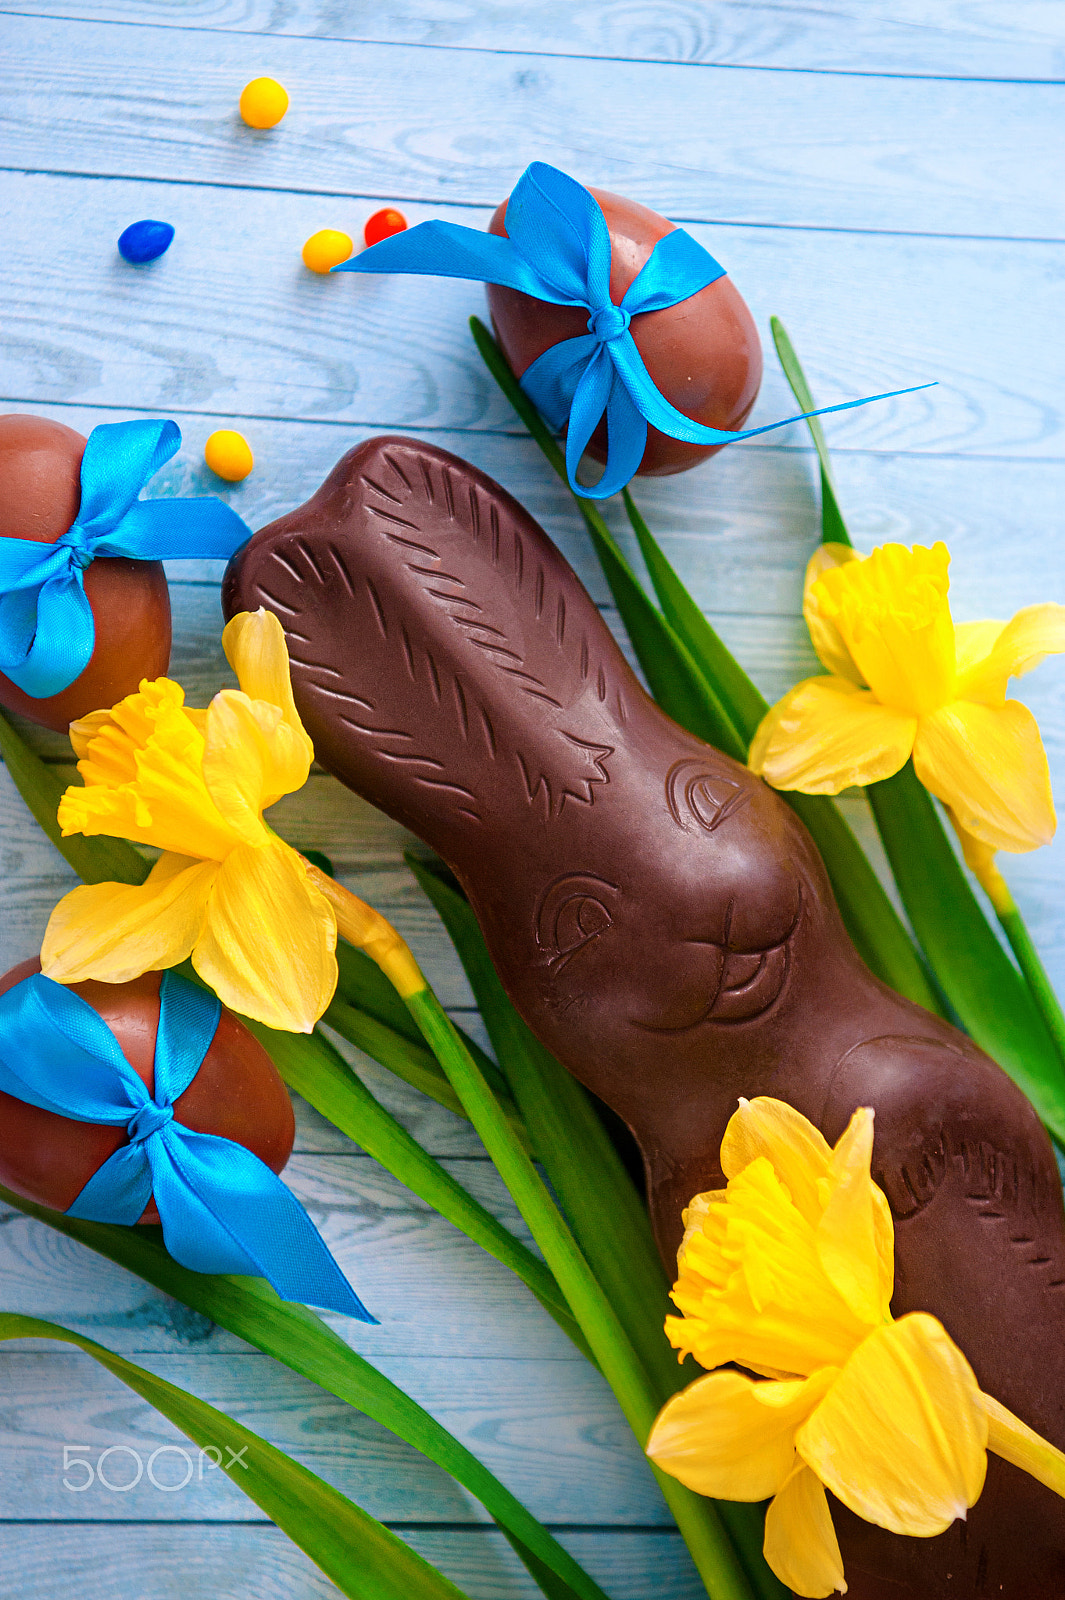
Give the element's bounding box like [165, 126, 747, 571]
[364, 207, 408, 248]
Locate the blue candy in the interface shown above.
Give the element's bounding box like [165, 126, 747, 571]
[117, 219, 175, 264]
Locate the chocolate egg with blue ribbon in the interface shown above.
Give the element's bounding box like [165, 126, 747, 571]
[0, 960, 295, 1224]
[486, 185, 762, 479]
[0, 415, 171, 731]
[0, 414, 251, 734]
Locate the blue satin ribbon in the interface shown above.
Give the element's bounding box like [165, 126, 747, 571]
[0, 419, 251, 697]
[0, 970, 374, 1320]
[338, 161, 933, 499]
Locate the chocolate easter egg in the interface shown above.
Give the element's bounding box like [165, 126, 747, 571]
[0, 959, 295, 1224]
[486, 189, 762, 479]
[0, 414, 171, 732]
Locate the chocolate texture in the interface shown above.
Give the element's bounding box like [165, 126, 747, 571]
[223, 436, 1065, 1597]
[0, 414, 171, 730]
[0, 959, 295, 1225]
[487, 188, 762, 478]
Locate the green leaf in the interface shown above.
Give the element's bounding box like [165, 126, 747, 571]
[622, 487, 769, 741]
[407, 857, 673, 1386]
[0, 1310, 474, 1600]
[323, 992, 531, 1151]
[769, 319, 851, 549]
[241, 1015, 589, 1357]
[408, 855, 786, 1600]
[867, 766, 1065, 1139]
[396, 980, 759, 1600]
[0, 1193, 610, 1600]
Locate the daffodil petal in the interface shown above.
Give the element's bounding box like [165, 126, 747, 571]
[956, 604, 1065, 706]
[764, 1464, 847, 1598]
[721, 1095, 833, 1225]
[953, 620, 1006, 682]
[750, 678, 917, 794]
[40, 854, 217, 984]
[816, 1108, 892, 1327]
[202, 689, 309, 844]
[797, 1312, 988, 1538]
[223, 608, 314, 770]
[913, 699, 1056, 853]
[192, 839, 337, 1032]
[646, 1368, 837, 1501]
[804, 543, 864, 685]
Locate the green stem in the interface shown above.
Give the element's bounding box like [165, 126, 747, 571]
[996, 896, 1065, 1080]
[404, 984, 756, 1600]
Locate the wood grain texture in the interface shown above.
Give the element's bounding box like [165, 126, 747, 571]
[0, 1524, 705, 1599]
[0, 1349, 665, 1522]
[0, 5, 1062, 1597]
[6, 0, 1065, 79]
[3, 16, 1064, 236]
[2, 176, 1063, 459]
[0, 1153, 576, 1361]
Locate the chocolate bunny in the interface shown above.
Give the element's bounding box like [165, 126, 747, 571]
[223, 436, 1065, 1597]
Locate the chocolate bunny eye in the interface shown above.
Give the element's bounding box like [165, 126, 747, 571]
[666, 758, 752, 834]
[535, 873, 617, 971]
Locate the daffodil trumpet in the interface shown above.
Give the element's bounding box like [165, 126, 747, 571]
[39, 608, 431, 1035]
[645, 1096, 1065, 1599]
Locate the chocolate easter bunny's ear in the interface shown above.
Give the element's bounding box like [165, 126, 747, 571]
[225, 437, 1065, 1597]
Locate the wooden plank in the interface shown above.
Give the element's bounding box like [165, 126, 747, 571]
[2, 18, 1063, 236]
[2, 178, 1063, 460]
[0, 1523, 704, 1599]
[5, 0, 1065, 80]
[0, 1348, 668, 1523]
[5, 404, 1064, 623]
[0, 1152, 580, 1360]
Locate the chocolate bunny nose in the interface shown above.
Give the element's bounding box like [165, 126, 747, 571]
[224, 436, 1065, 1597]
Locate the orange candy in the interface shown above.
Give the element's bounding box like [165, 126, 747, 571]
[364, 208, 408, 248]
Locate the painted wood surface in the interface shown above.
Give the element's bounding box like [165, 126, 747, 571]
[0, 3, 1062, 1597]
[6, 0, 1065, 79]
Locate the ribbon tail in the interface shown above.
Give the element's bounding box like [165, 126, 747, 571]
[611, 334, 937, 449]
[335, 221, 579, 304]
[75, 420, 181, 535]
[572, 365, 648, 501]
[67, 1142, 154, 1226]
[519, 332, 599, 432]
[152, 1128, 376, 1322]
[99, 497, 252, 563]
[1, 570, 96, 698]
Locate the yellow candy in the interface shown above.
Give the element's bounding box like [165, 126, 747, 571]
[205, 430, 254, 482]
[302, 229, 354, 274]
[239, 77, 289, 129]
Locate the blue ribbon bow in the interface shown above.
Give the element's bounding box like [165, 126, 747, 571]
[0, 971, 374, 1320]
[338, 161, 932, 498]
[0, 419, 251, 697]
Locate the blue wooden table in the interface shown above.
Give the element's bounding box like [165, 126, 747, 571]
[0, 5, 1063, 1596]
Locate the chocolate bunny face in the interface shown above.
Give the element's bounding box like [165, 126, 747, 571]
[224, 437, 1065, 1597]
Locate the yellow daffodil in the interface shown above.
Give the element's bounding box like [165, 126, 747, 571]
[645, 1096, 1065, 1598]
[40, 609, 337, 1033]
[749, 542, 1065, 854]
